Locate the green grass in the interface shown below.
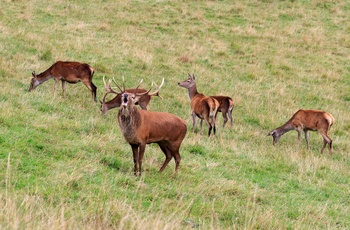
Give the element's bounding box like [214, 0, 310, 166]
[1, 0, 350, 229]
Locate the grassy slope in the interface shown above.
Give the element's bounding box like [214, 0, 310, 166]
[1, 0, 349, 229]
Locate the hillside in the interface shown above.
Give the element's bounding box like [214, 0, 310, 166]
[0, 1, 349, 229]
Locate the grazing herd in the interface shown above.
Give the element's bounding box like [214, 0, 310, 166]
[28, 61, 335, 175]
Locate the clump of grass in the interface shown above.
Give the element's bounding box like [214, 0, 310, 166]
[39, 49, 52, 61]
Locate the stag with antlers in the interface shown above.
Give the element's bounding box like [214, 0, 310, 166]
[105, 77, 187, 176]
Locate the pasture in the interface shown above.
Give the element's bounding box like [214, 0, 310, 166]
[1, 0, 349, 229]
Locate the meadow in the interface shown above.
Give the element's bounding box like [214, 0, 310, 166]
[0, 0, 350, 229]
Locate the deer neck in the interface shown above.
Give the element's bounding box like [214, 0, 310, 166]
[106, 95, 121, 110]
[275, 122, 294, 136]
[118, 104, 141, 139]
[188, 84, 199, 100]
[36, 70, 53, 84]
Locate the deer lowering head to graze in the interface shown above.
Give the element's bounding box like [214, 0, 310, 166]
[29, 61, 97, 101]
[106, 77, 187, 176]
[178, 73, 219, 136]
[210, 95, 235, 128]
[100, 76, 163, 115]
[268, 109, 334, 154]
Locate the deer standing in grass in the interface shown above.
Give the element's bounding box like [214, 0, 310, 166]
[210, 96, 235, 128]
[105, 78, 187, 176]
[178, 74, 219, 136]
[29, 61, 97, 101]
[268, 109, 334, 154]
[100, 77, 162, 115]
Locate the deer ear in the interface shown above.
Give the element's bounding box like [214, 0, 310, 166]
[267, 131, 274, 136]
[32, 71, 36, 77]
[192, 74, 195, 80]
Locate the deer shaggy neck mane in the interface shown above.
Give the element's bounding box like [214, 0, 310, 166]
[118, 104, 141, 142]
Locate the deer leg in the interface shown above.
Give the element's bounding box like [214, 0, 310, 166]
[131, 144, 139, 176]
[199, 119, 203, 133]
[158, 143, 172, 172]
[222, 112, 228, 128]
[166, 143, 181, 173]
[304, 130, 310, 150]
[173, 150, 181, 173]
[320, 139, 327, 154]
[297, 129, 302, 142]
[329, 139, 332, 154]
[212, 114, 216, 135]
[319, 132, 332, 154]
[191, 112, 196, 132]
[228, 109, 233, 126]
[82, 80, 97, 102]
[53, 79, 60, 96]
[204, 117, 212, 137]
[138, 144, 146, 176]
[91, 82, 97, 102]
[61, 81, 66, 98]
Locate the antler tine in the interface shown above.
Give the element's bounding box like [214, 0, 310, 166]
[101, 92, 109, 104]
[112, 77, 124, 93]
[148, 78, 164, 97]
[102, 76, 112, 92]
[100, 76, 121, 104]
[122, 76, 127, 92]
[102, 75, 107, 89]
[135, 79, 144, 91]
[135, 79, 154, 97]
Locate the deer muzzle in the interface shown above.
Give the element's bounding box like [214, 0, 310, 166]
[121, 93, 128, 107]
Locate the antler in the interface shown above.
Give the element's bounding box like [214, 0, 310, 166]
[102, 76, 113, 93]
[100, 76, 124, 104]
[102, 76, 123, 95]
[147, 78, 164, 98]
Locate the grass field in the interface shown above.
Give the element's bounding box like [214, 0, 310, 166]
[1, 0, 350, 229]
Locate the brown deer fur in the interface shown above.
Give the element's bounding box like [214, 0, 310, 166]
[178, 74, 219, 136]
[29, 61, 97, 101]
[210, 95, 235, 128]
[268, 109, 334, 154]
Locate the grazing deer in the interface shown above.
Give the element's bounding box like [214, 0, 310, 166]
[178, 74, 219, 136]
[210, 96, 235, 128]
[100, 77, 162, 115]
[29, 61, 97, 101]
[106, 78, 187, 176]
[268, 109, 335, 154]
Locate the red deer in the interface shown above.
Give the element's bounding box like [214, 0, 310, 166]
[178, 74, 219, 136]
[106, 78, 187, 176]
[29, 61, 97, 101]
[100, 77, 163, 115]
[210, 96, 235, 128]
[268, 109, 334, 154]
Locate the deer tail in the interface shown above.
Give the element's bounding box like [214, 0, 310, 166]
[209, 97, 219, 117]
[229, 98, 235, 111]
[326, 113, 335, 128]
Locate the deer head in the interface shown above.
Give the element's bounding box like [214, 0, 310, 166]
[28, 71, 40, 92]
[177, 73, 196, 89]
